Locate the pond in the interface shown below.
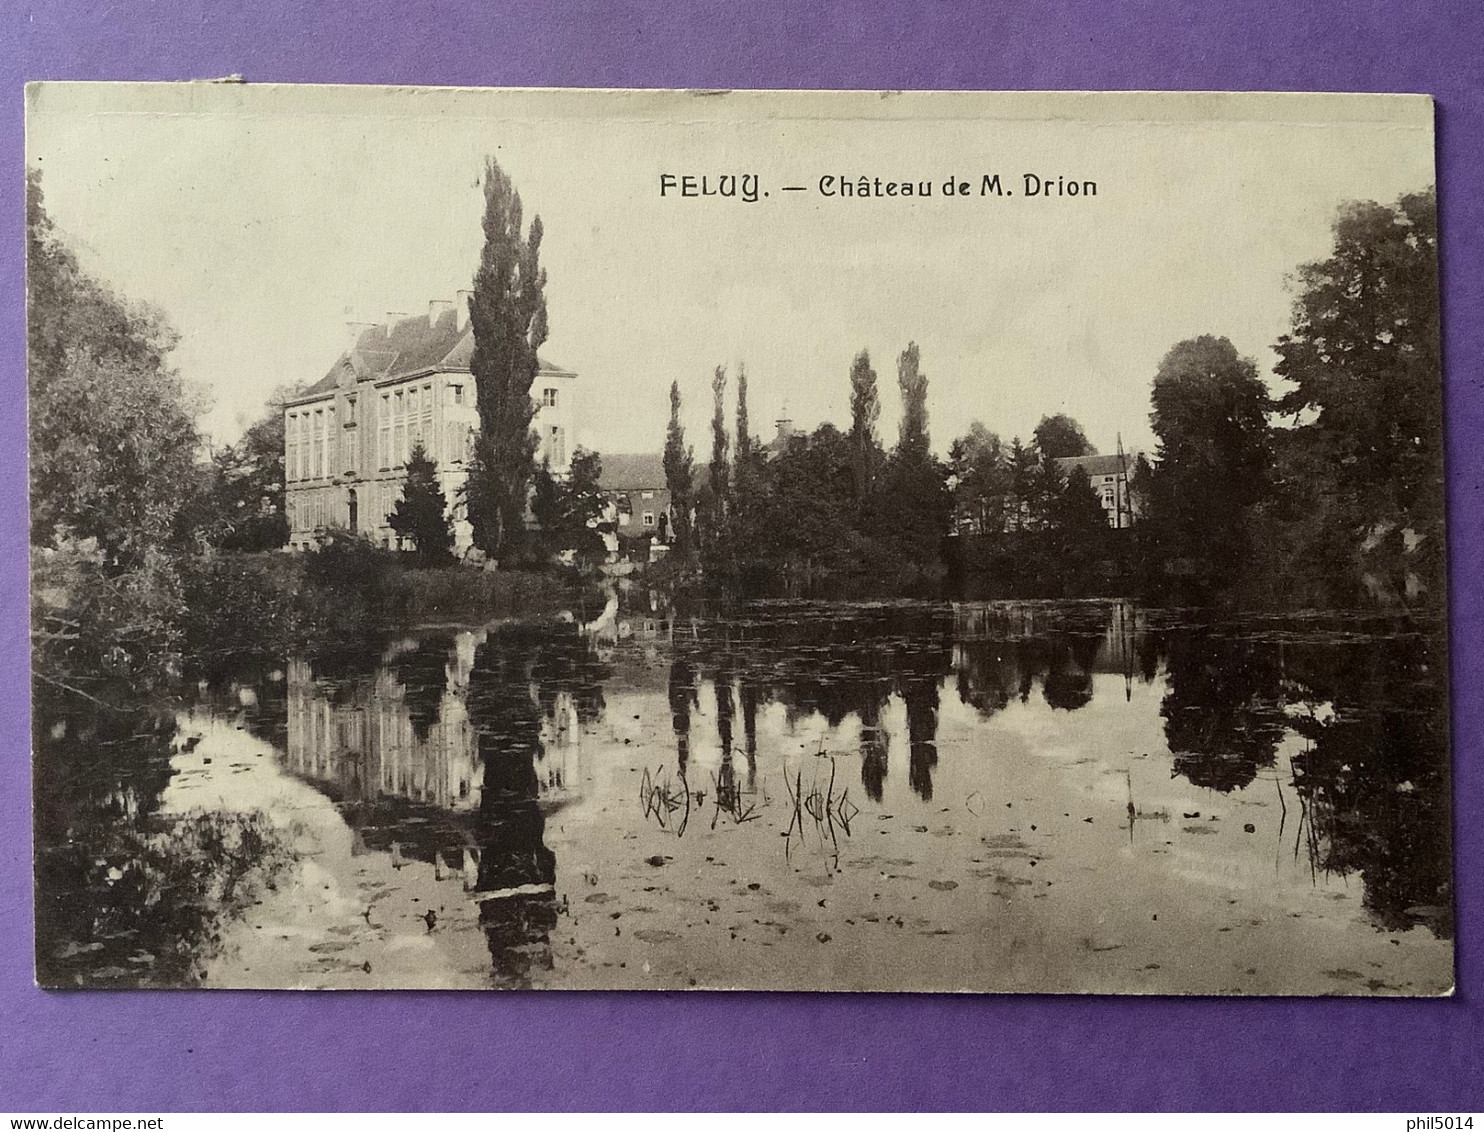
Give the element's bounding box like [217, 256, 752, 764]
[33, 597, 1453, 994]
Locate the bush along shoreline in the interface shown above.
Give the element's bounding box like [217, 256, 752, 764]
[33, 532, 587, 710]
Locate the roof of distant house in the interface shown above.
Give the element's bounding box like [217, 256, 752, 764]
[598, 453, 668, 492]
[763, 418, 805, 458]
[289, 306, 572, 405]
[1053, 453, 1138, 477]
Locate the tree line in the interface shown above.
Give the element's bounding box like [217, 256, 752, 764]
[1135, 188, 1441, 607]
[27, 152, 1442, 707]
[660, 343, 1128, 598]
[658, 186, 1442, 609]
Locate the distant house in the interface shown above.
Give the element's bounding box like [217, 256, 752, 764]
[283, 296, 577, 552]
[763, 409, 803, 459]
[1053, 452, 1141, 528]
[598, 453, 672, 549]
[594, 408, 799, 562]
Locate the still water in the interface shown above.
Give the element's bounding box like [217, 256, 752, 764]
[34, 599, 1453, 993]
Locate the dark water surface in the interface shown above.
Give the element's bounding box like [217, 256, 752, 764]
[34, 598, 1453, 993]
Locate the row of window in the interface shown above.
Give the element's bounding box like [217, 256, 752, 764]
[291, 396, 572, 485]
[289, 479, 461, 535]
[286, 406, 336, 482]
[288, 491, 337, 533]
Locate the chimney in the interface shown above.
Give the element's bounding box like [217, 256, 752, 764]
[428, 299, 454, 327]
[456, 290, 474, 332]
[345, 321, 378, 355]
[385, 312, 408, 336]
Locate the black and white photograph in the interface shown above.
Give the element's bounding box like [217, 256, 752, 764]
[26, 85, 1451, 994]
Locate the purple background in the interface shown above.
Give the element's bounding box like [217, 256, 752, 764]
[3, 0, 1482, 1112]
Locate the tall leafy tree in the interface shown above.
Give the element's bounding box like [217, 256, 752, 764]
[871, 343, 947, 588]
[1273, 188, 1442, 588]
[734, 362, 754, 469]
[697, 365, 732, 579]
[1146, 335, 1272, 593]
[1033, 413, 1096, 459]
[531, 448, 611, 571]
[708, 364, 731, 517]
[948, 422, 1007, 535]
[663, 380, 696, 559]
[848, 348, 882, 503]
[1006, 437, 1038, 530]
[27, 169, 202, 567]
[28, 169, 205, 689]
[1047, 465, 1112, 595]
[730, 362, 770, 588]
[389, 442, 455, 565]
[895, 342, 930, 460]
[196, 384, 305, 551]
[464, 156, 548, 564]
[753, 423, 860, 592]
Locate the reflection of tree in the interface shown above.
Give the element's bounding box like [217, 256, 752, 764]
[954, 640, 1017, 719]
[680, 605, 960, 803]
[304, 628, 391, 706]
[1042, 652, 1094, 712]
[954, 636, 1092, 716]
[898, 621, 947, 802]
[466, 626, 559, 989]
[1161, 630, 1285, 792]
[739, 676, 761, 788]
[668, 657, 697, 774]
[388, 632, 454, 744]
[534, 625, 608, 730]
[902, 673, 939, 801]
[1286, 627, 1452, 936]
[859, 694, 890, 803]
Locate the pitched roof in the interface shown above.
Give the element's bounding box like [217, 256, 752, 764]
[1053, 453, 1138, 477]
[291, 306, 572, 404]
[598, 453, 667, 491]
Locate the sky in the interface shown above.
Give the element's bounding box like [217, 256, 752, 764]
[26, 85, 1435, 460]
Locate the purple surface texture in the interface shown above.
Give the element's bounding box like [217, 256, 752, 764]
[3, 0, 1482, 1113]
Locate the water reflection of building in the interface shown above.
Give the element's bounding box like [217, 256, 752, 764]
[286, 657, 481, 811]
[282, 624, 608, 986]
[284, 631, 585, 814]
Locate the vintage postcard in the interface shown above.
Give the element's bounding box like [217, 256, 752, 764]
[26, 85, 1450, 993]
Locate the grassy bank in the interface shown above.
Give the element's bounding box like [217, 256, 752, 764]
[396, 565, 574, 626]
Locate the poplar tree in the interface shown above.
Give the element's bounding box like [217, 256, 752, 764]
[734, 362, 753, 468]
[663, 380, 695, 558]
[847, 349, 881, 503]
[875, 342, 948, 586]
[708, 364, 731, 513]
[896, 342, 930, 460]
[464, 156, 548, 564]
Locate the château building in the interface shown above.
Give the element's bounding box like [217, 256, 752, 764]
[1052, 452, 1142, 528]
[283, 295, 576, 551]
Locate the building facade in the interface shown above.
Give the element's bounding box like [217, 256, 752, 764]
[1053, 452, 1141, 528]
[284, 296, 577, 552]
[598, 453, 673, 543]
